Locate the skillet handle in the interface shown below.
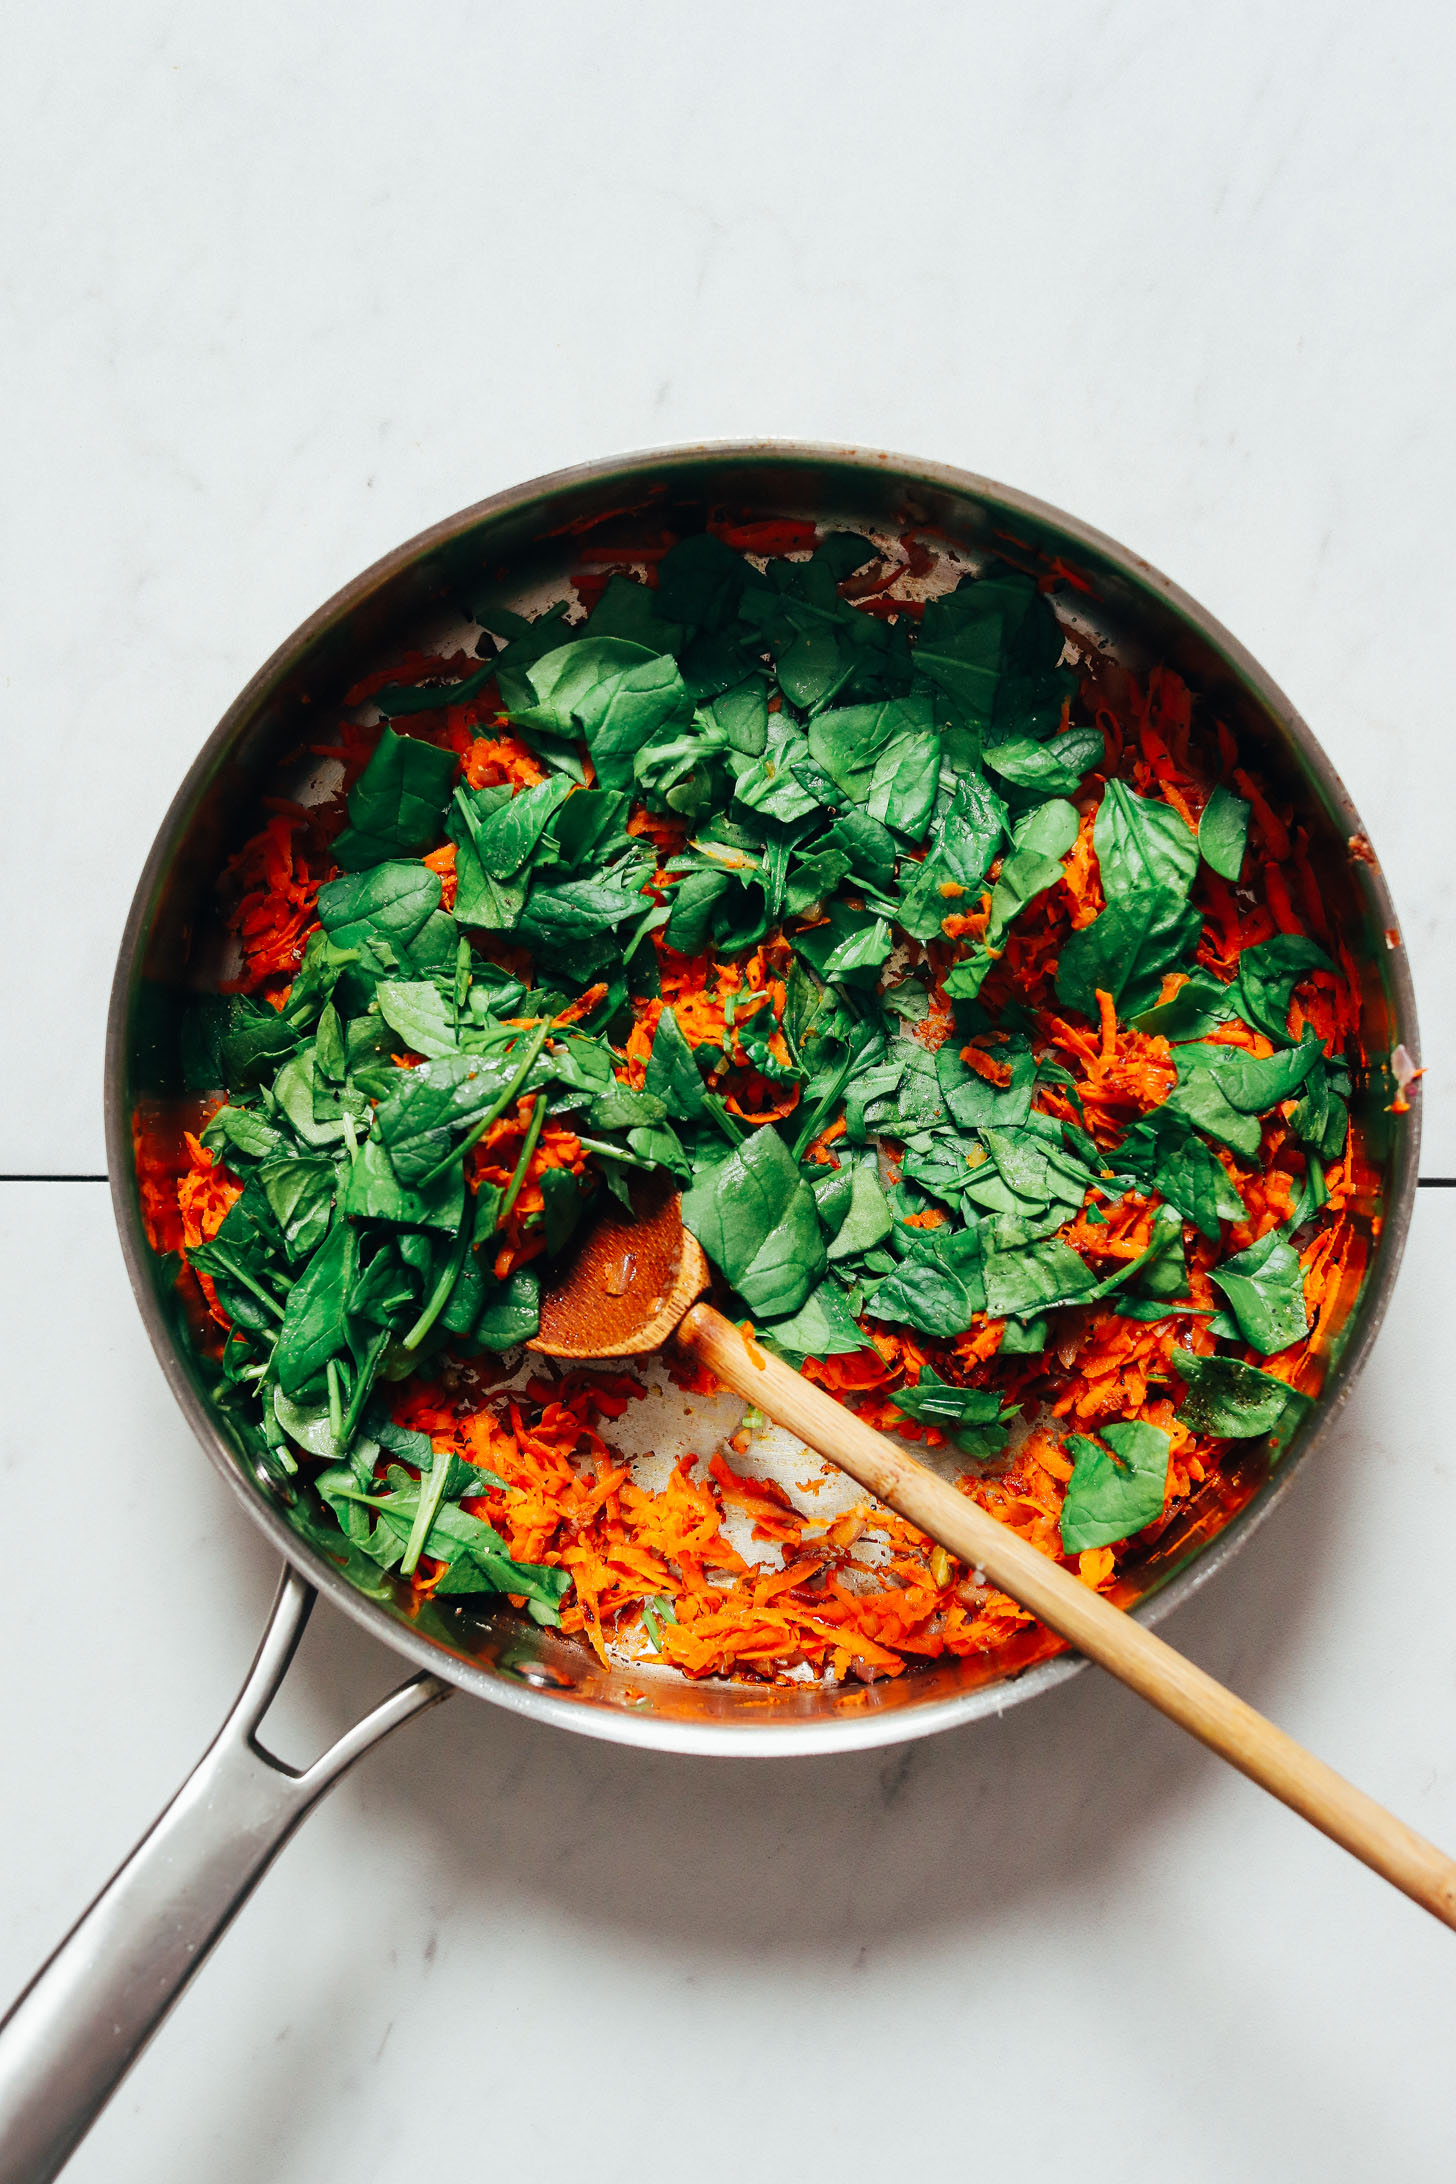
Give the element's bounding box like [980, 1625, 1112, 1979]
[0, 1567, 448, 2184]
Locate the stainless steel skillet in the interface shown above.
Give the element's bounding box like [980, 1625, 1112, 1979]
[0, 443, 1421, 2180]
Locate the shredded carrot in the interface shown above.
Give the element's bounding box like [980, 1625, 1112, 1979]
[183, 568, 1373, 1694]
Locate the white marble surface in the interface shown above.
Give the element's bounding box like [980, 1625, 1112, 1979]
[4, 5, 1456, 2177]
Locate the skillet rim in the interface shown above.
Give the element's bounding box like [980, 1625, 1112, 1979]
[103, 437, 1423, 1756]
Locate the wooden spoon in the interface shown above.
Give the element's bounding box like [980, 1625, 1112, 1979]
[530, 1180, 1456, 1930]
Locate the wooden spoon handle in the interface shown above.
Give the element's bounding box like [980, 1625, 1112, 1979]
[677, 1301, 1456, 1931]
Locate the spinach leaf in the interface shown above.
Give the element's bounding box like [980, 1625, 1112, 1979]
[1161, 1069, 1263, 1159]
[655, 531, 751, 630]
[372, 1051, 531, 1186]
[940, 1040, 1037, 1130]
[273, 1051, 350, 1148]
[258, 1156, 338, 1262]
[982, 1121, 1097, 1212]
[867, 1248, 982, 1338]
[791, 902, 892, 990]
[681, 1125, 826, 1319]
[374, 660, 496, 717]
[820, 916, 893, 980]
[201, 1105, 288, 1163]
[1011, 795, 1080, 861]
[982, 1237, 1098, 1320]
[643, 1006, 709, 1119]
[338, 1468, 564, 1608]
[275, 1223, 359, 1396]
[826, 807, 900, 895]
[895, 776, 1005, 938]
[1094, 781, 1198, 900]
[476, 600, 575, 708]
[731, 713, 826, 824]
[216, 998, 303, 1087]
[588, 1083, 668, 1132]
[1197, 784, 1251, 882]
[472, 1267, 541, 1350]
[189, 1196, 289, 1332]
[696, 676, 769, 755]
[891, 1367, 1019, 1459]
[663, 867, 732, 954]
[782, 844, 851, 918]
[938, 798, 1078, 998]
[584, 572, 686, 654]
[1289, 1060, 1349, 1164]
[761, 1281, 869, 1358]
[865, 723, 942, 841]
[510, 639, 689, 790]
[280, 931, 361, 1029]
[275, 1386, 379, 1469]
[1235, 935, 1333, 1041]
[547, 785, 631, 871]
[984, 727, 1103, 795]
[376, 981, 459, 1059]
[912, 596, 1004, 725]
[1054, 886, 1202, 1019]
[333, 728, 459, 869]
[824, 1161, 893, 1262]
[807, 696, 931, 804]
[537, 1166, 587, 1255]
[1130, 971, 1239, 1042]
[471, 773, 575, 879]
[546, 1035, 617, 1103]
[454, 842, 527, 931]
[1119, 1110, 1244, 1240]
[341, 1134, 466, 1230]
[514, 858, 653, 960]
[1174, 1030, 1321, 1114]
[1126, 1201, 1187, 1300]
[1060, 1421, 1170, 1551]
[318, 862, 441, 953]
[1173, 1348, 1307, 1436]
[845, 1051, 913, 1139]
[940, 842, 1066, 1001]
[1210, 1229, 1309, 1354]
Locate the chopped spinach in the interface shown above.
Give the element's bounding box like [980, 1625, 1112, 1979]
[1060, 1422, 1170, 1552]
[184, 525, 1356, 1639]
[333, 729, 460, 870]
[1173, 1348, 1308, 1437]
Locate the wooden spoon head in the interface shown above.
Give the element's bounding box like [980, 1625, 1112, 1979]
[527, 1173, 709, 1359]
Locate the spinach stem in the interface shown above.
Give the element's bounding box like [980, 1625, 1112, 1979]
[495, 1094, 546, 1231]
[326, 1357, 345, 1447]
[412, 1020, 550, 1189]
[400, 1446, 454, 1578]
[572, 1135, 656, 1170]
[402, 1222, 472, 1353]
[703, 1091, 746, 1145]
[205, 1247, 288, 1321]
[339, 1327, 391, 1448]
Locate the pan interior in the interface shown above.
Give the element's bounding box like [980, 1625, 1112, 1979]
[107, 446, 1419, 1752]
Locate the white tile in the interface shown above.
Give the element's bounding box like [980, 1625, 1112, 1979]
[1, 3, 1453, 1169]
[2, 1178, 1455, 2183]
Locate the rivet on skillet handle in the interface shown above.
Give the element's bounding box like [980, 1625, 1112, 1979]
[0, 1569, 448, 2184]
